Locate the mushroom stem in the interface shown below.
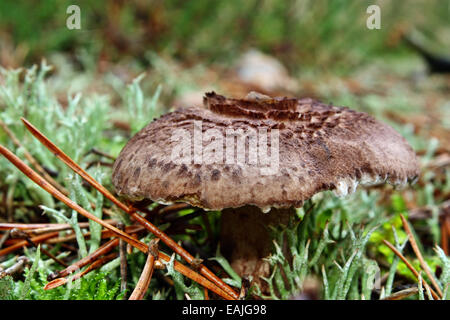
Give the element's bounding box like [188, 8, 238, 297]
[220, 206, 294, 292]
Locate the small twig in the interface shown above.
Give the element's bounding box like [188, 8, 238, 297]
[158, 251, 234, 300]
[0, 256, 29, 279]
[10, 228, 68, 267]
[129, 239, 159, 300]
[43, 231, 232, 298]
[0, 231, 59, 257]
[25, 225, 80, 237]
[0, 221, 100, 231]
[118, 222, 128, 298]
[48, 238, 120, 281]
[44, 253, 118, 290]
[24, 224, 89, 236]
[400, 214, 443, 298]
[0, 230, 11, 249]
[86, 161, 113, 170]
[45, 225, 143, 245]
[381, 287, 419, 300]
[383, 240, 440, 300]
[86, 148, 116, 160]
[44, 232, 87, 245]
[158, 203, 191, 215]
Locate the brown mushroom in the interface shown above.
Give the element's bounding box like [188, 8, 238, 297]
[112, 92, 419, 291]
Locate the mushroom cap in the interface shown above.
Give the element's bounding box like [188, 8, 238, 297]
[112, 92, 419, 211]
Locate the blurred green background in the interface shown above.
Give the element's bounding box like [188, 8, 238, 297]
[0, 0, 448, 70]
[1, 0, 449, 118]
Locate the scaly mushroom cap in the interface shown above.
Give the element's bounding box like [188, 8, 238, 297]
[112, 92, 419, 211]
